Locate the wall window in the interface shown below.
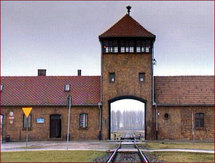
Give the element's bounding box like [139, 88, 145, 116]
[23, 114, 32, 129]
[139, 73, 145, 82]
[195, 113, 204, 128]
[109, 72, 115, 83]
[79, 113, 88, 128]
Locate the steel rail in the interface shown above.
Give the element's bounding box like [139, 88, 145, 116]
[106, 139, 149, 163]
[106, 142, 121, 163]
[135, 143, 149, 163]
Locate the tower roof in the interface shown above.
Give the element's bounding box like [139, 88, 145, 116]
[99, 14, 155, 39]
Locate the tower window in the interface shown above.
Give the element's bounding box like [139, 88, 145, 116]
[79, 113, 88, 128]
[139, 73, 145, 82]
[109, 72, 115, 83]
[195, 113, 204, 128]
[103, 39, 152, 54]
[146, 40, 151, 53]
[130, 47, 134, 53]
[120, 40, 125, 53]
[120, 40, 134, 53]
[136, 40, 146, 53]
[103, 40, 118, 53]
[121, 47, 125, 53]
[114, 47, 118, 53]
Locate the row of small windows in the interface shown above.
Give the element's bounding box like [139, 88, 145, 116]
[23, 113, 88, 129]
[103, 40, 152, 53]
[109, 72, 145, 83]
[164, 113, 204, 128]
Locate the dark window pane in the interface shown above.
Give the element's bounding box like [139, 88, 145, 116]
[130, 40, 134, 46]
[109, 73, 115, 83]
[139, 73, 145, 82]
[113, 41, 118, 46]
[195, 113, 204, 128]
[120, 40, 125, 46]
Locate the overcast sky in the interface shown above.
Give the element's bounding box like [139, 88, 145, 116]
[1, 1, 214, 76]
[111, 99, 145, 113]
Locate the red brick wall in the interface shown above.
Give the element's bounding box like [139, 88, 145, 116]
[1, 106, 99, 141]
[101, 53, 155, 140]
[157, 106, 214, 141]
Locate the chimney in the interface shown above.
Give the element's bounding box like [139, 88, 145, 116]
[38, 69, 46, 76]
[78, 69, 81, 76]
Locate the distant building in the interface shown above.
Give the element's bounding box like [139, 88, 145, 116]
[1, 7, 214, 141]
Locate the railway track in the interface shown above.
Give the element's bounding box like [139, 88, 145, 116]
[106, 140, 149, 163]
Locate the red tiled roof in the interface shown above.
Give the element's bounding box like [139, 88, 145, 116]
[155, 76, 214, 105]
[1, 76, 101, 106]
[99, 14, 155, 39]
[1, 75, 214, 106]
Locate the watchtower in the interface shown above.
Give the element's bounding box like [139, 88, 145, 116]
[99, 6, 156, 139]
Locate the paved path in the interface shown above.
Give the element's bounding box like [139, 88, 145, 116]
[109, 149, 214, 154]
[1, 141, 115, 152]
[1, 141, 214, 154]
[142, 149, 214, 154]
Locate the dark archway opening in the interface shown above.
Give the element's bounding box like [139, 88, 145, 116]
[50, 114, 62, 138]
[108, 95, 146, 140]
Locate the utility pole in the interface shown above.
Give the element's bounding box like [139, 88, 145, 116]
[66, 95, 72, 150]
[98, 102, 102, 140]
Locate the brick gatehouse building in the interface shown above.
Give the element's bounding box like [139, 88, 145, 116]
[1, 7, 214, 141]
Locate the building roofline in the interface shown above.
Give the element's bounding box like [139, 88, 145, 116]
[0, 104, 99, 107]
[1, 75, 101, 78]
[154, 75, 214, 77]
[155, 103, 215, 107]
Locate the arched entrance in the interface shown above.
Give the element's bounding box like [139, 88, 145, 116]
[108, 96, 146, 140]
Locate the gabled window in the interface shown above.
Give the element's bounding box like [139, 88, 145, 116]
[139, 73, 145, 82]
[109, 73, 115, 83]
[79, 113, 88, 128]
[195, 113, 204, 128]
[23, 114, 32, 129]
[64, 84, 71, 92]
